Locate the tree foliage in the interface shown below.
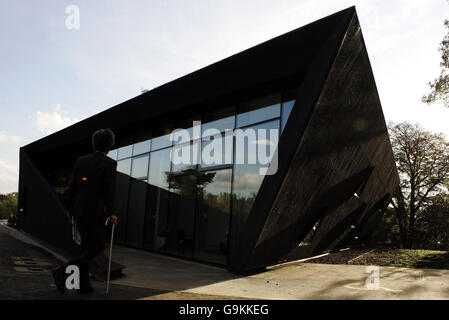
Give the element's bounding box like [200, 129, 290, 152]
[422, 19, 449, 108]
[388, 122, 449, 248]
[0, 192, 18, 220]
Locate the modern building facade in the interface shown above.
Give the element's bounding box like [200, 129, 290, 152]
[17, 7, 399, 273]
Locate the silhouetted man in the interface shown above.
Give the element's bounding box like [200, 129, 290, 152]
[52, 128, 118, 294]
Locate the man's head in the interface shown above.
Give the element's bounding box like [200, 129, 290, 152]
[92, 128, 115, 153]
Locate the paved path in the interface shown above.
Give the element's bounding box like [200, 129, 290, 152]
[0, 231, 164, 300]
[3, 227, 449, 300]
[109, 244, 449, 300]
[173, 263, 449, 300]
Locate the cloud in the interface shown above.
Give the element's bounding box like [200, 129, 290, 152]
[0, 158, 18, 194]
[0, 131, 22, 143]
[34, 104, 79, 135]
[0, 130, 22, 193]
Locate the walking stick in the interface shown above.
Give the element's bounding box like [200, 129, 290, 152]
[105, 217, 115, 296]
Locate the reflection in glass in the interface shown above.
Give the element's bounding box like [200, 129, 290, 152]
[126, 180, 147, 247]
[281, 100, 295, 133]
[107, 149, 118, 160]
[113, 160, 131, 243]
[151, 133, 172, 151]
[237, 93, 281, 128]
[117, 158, 132, 175]
[202, 116, 235, 136]
[195, 169, 232, 264]
[133, 139, 151, 156]
[117, 145, 133, 160]
[148, 148, 171, 190]
[172, 123, 201, 144]
[131, 155, 149, 179]
[171, 140, 200, 173]
[201, 133, 233, 169]
[167, 172, 197, 258]
[110, 90, 294, 265]
[231, 120, 280, 250]
[143, 148, 171, 251]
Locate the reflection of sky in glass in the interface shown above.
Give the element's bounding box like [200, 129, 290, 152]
[233, 119, 279, 198]
[148, 148, 171, 190]
[202, 116, 235, 136]
[117, 145, 133, 159]
[172, 124, 201, 143]
[131, 155, 149, 178]
[117, 158, 132, 175]
[281, 100, 295, 132]
[108, 149, 118, 160]
[133, 139, 151, 156]
[171, 140, 200, 172]
[237, 103, 280, 128]
[201, 133, 233, 168]
[151, 133, 172, 151]
[202, 169, 232, 198]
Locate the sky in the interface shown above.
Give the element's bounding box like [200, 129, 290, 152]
[0, 0, 448, 193]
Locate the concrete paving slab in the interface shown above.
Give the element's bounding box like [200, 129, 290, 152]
[110, 245, 239, 291]
[0, 231, 166, 299]
[180, 263, 449, 300]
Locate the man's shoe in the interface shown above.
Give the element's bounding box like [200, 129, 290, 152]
[76, 285, 95, 295]
[51, 268, 66, 294]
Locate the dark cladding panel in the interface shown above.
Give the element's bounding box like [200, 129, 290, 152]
[238, 12, 399, 271]
[17, 149, 79, 255]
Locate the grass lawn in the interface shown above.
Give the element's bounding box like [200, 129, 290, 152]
[350, 249, 449, 269]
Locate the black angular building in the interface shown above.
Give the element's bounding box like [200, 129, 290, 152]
[17, 7, 399, 273]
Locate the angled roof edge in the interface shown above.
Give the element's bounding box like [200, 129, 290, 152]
[24, 6, 356, 154]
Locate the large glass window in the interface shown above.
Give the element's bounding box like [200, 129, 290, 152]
[231, 119, 280, 249]
[114, 158, 132, 243]
[133, 139, 151, 156]
[173, 117, 201, 143]
[201, 133, 233, 169]
[202, 116, 235, 136]
[113, 89, 294, 266]
[171, 140, 200, 173]
[148, 148, 171, 190]
[126, 180, 147, 247]
[117, 145, 133, 160]
[107, 149, 118, 160]
[143, 148, 171, 251]
[194, 168, 232, 265]
[131, 155, 149, 179]
[151, 133, 172, 151]
[281, 100, 295, 132]
[166, 172, 197, 258]
[117, 158, 132, 175]
[236, 93, 281, 128]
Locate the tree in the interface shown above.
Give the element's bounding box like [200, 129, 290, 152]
[416, 193, 449, 250]
[389, 122, 449, 248]
[0, 192, 18, 221]
[422, 19, 449, 108]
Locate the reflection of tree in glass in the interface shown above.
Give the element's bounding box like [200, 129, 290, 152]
[232, 192, 257, 222]
[203, 192, 231, 212]
[165, 170, 216, 198]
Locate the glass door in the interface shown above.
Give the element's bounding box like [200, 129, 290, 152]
[165, 171, 198, 258]
[194, 168, 232, 265]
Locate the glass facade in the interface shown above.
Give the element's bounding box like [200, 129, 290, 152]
[109, 89, 296, 265]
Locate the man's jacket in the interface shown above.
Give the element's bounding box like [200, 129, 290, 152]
[67, 151, 117, 221]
